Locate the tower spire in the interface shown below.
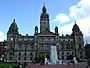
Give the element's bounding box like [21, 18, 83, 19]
[75, 20, 77, 24]
[42, 0, 46, 14]
[44, 0, 45, 6]
[13, 19, 15, 22]
[86, 40, 88, 44]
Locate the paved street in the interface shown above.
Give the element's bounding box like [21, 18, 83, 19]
[25, 63, 87, 68]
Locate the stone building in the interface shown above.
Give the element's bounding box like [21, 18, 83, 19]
[5, 5, 85, 63]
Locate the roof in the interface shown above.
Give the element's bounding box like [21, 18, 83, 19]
[38, 29, 59, 36]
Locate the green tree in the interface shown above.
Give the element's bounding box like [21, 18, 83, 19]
[32, 53, 45, 64]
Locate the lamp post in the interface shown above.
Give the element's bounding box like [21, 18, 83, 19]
[0, 54, 4, 62]
[2, 55, 4, 62]
[0, 56, 3, 62]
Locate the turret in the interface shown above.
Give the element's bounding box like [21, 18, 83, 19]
[34, 26, 38, 34]
[55, 26, 58, 34]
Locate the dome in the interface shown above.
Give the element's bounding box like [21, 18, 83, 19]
[8, 19, 19, 34]
[72, 22, 80, 32]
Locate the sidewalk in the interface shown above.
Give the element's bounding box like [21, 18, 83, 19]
[25, 63, 87, 68]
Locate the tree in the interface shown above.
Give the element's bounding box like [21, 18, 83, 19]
[32, 53, 45, 64]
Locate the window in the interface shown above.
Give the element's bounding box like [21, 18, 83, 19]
[30, 57, 32, 60]
[78, 37, 82, 41]
[71, 45, 74, 49]
[19, 52, 21, 55]
[25, 52, 26, 55]
[25, 47, 26, 50]
[72, 52, 74, 56]
[10, 45, 13, 50]
[62, 52, 64, 55]
[62, 56, 64, 60]
[67, 52, 69, 55]
[80, 56, 82, 58]
[10, 37, 13, 41]
[62, 45, 64, 50]
[10, 57, 12, 60]
[58, 53, 59, 55]
[19, 57, 20, 60]
[80, 52, 82, 54]
[24, 57, 26, 60]
[30, 53, 32, 56]
[79, 44, 82, 49]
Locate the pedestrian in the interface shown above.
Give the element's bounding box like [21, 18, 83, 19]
[68, 61, 70, 66]
[73, 60, 75, 66]
[62, 60, 63, 64]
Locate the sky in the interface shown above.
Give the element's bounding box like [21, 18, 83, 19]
[0, 0, 90, 44]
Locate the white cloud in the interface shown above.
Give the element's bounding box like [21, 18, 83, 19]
[53, 0, 90, 43]
[69, 0, 90, 20]
[58, 17, 90, 35]
[58, 22, 74, 35]
[0, 31, 6, 42]
[53, 13, 70, 23]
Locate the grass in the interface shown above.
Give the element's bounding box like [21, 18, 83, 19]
[0, 63, 18, 68]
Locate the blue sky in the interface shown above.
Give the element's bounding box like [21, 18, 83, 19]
[0, 0, 78, 34]
[0, 0, 90, 43]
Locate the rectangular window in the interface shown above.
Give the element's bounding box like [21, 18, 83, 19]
[30, 57, 32, 60]
[30, 53, 32, 56]
[10, 57, 11, 60]
[25, 52, 26, 55]
[19, 52, 21, 55]
[62, 52, 64, 55]
[79, 44, 82, 49]
[67, 52, 69, 55]
[62, 56, 64, 60]
[24, 57, 26, 60]
[19, 57, 20, 60]
[80, 56, 82, 58]
[58, 52, 59, 55]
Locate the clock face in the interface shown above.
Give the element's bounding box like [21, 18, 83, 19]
[11, 37, 13, 41]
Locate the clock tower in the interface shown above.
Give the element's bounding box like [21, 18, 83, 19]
[40, 4, 50, 33]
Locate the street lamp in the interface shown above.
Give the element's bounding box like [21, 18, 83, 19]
[2, 54, 4, 62]
[0, 57, 3, 61]
[0, 54, 4, 62]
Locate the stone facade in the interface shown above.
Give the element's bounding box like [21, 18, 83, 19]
[5, 5, 85, 63]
